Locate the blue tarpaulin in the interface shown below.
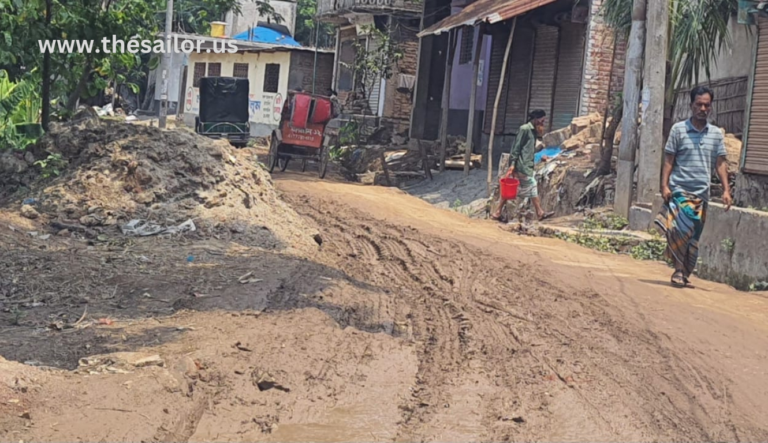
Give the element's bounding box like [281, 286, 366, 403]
[535, 147, 562, 164]
[233, 26, 300, 46]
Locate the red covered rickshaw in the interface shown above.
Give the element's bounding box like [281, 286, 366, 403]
[267, 91, 340, 179]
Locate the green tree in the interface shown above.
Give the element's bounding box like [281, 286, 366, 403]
[349, 25, 403, 106]
[601, 0, 736, 95]
[174, 0, 283, 35]
[294, 0, 334, 48]
[0, 0, 283, 125]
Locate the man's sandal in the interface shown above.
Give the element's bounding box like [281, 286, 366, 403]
[671, 271, 687, 288]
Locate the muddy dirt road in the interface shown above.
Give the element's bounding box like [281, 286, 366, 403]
[2, 173, 768, 442]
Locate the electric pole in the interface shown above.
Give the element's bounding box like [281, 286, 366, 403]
[158, 0, 174, 129]
[614, 0, 647, 217]
[636, 0, 669, 205]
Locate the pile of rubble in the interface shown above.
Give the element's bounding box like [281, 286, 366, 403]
[1, 117, 318, 252]
[341, 143, 433, 186]
[543, 111, 743, 176]
[339, 130, 484, 187]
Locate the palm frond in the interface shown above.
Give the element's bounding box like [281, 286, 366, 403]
[601, 0, 738, 94]
[601, 0, 632, 36]
[669, 0, 736, 90]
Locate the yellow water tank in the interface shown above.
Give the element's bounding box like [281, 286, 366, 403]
[210, 22, 226, 38]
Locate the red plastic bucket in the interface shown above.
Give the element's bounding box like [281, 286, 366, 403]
[500, 177, 520, 200]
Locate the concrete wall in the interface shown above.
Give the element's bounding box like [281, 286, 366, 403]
[735, 172, 768, 209]
[228, 0, 297, 37]
[449, 20, 492, 112]
[702, 17, 756, 83]
[698, 203, 768, 290]
[183, 50, 292, 136]
[153, 51, 189, 104]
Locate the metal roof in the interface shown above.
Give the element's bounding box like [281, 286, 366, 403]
[418, 0, 558, 37]
[173, 33, 333, 54]
[233, 24, 301, 47]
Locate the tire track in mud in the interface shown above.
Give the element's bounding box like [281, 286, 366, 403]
[283, 193, 768, 442]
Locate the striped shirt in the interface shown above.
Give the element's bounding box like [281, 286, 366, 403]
[665, 119, 727, 201]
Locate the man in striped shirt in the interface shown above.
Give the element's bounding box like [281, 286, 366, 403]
[656, 86, 731, 287]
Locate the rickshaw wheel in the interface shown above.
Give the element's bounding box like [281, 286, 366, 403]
[319, 143, 331, 179]
[280, 157, 290, 172]
[267, 135, 280, 173]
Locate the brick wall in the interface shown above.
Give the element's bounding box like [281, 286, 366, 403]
[579, 0, 626, 116]
[382, 19, 419, 133]
[289, 51, 335, 94]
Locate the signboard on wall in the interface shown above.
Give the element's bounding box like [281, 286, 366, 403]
[185, 87, 200, 113]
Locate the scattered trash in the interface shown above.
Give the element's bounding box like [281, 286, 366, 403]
[20, 411, 31, 420]
[313, 234, 323, 246]
[97, 318, 114, 326]
[38, 234, 51, 241]
[22, 198, 37, 206]
[48, 321, 65, 331]
[131, 354, 164, 368]
[252, 370, 290, 392]
[238, 272, 263, 284]
[253, 415, 280, 434]
[234, 341, 252, 352]
[20, 205, 39, 220]
[120, 219, 196, 237]
[77, 352, 164, 374]
[187, 255, 195, 263]
[535, 147, 562, 164]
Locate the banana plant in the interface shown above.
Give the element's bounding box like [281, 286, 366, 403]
[0, 70, 41, 150]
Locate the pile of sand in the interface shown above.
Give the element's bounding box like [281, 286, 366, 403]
[5, 118, 317, 252]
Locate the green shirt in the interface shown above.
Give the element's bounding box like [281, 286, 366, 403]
[509, 122, 536, 177]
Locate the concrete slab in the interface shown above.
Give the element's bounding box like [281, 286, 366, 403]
[698, 204, 768, 290]
[629, 205, 653, 231]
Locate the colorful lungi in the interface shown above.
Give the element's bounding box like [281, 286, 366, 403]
[654, 191, 708, 277]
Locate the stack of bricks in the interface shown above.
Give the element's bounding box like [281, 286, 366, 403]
[579, 0, 626, 116]
[290, 52, 334, 94]
[382, 21, 419, 133]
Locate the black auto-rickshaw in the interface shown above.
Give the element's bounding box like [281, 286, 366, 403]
[195, 77, 250, 148]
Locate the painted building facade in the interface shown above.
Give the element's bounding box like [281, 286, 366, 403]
[180, 34, 334, 136]
[318, 0, 423, 134]
[411, 0, 627, 158]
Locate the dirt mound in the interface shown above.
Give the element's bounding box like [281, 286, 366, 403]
[2, 119, 317, 252]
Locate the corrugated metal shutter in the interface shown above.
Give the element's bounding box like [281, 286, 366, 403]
[529, 25, 559, 133]
[503, 26, 535, 133]
[745, 16, 768, 175]
[484, 29, 511, 134]
[367, 36, 383, 117]
[551, 22, 586, 130]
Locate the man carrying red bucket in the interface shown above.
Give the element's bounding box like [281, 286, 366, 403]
[491, 110, 554, 222]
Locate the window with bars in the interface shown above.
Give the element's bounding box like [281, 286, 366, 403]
[207, 62, 221, 77]
[459, 27, 475, 65]
[233, 63, 249, 78]
[193, 63, 206, 87]
[263, 63, 280, 93]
